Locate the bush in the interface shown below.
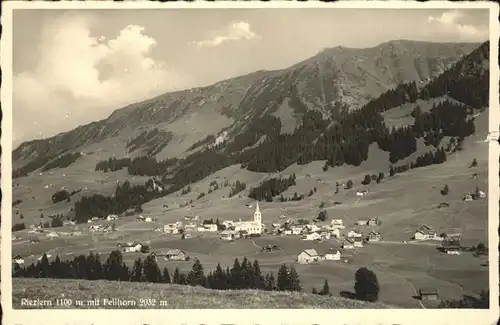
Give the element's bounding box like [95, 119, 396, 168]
[441, 184, 449, 196]
[52, 190, 70, 204]
[361, 174, 371, 185]
[345, 180, 353, 189]
[354, 267, 380, 302]
[316, 210, 328, 222]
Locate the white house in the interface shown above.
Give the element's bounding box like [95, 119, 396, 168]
[291, 226, 304, 235]
[46, 232, 59, 238]
[342, 238, 355, 249]
[197, 227, 206, 232]
[89, 225, 101, 231]
[302, 232, 321, 241]
[348, 230, 363, 238]
[204, 224, 218, 232]
[144, 216, 153, 223]
[165, 249, 187, 260]
[414, 225, 436, 240]
[353, 237, 364, 248]
[164, 224, 180, 234]
[13, 255, 24, 264]
[297, 249, 321, 264]
[356, 190, 368, 197]
[118, 242, 142, 253]
[220, 230, 236, 241]
[324, 250, 341, 261]
[330, 219, 344, 228]
[463, 193, 474, 201]
[356, 220, 369, 226]
[222, 220, 234, 228]
[367, 231, 382, 242]
[281, 229, 292, 236]
[107, 214, 119, 221]
[319, 231, 331, 240]
[330, 228, 341, 238]
[305, 224, 320, 233]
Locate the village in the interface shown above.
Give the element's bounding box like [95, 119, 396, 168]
[12, 185, 487, 270]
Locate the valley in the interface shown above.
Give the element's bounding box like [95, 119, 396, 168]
[10, 39, 491, 309]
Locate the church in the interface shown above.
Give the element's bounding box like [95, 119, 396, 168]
[232, 201, 263, 235]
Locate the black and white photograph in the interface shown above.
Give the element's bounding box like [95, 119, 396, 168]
[1, 1, 499, 324]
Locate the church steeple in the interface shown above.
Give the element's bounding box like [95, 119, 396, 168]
[254, 201, 261, 223]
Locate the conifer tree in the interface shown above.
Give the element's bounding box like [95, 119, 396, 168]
[173, 267, 181, 284]
[277, 264, 290, 291]
[319, 279, 331, 296]
[252, 260, 265, 290]
[231, 258, 242, 289]
[131, 258, 143, 282]
[187, 258, 206, 287]
[143, 255, 162, 283]
[289, 266, 302, 292]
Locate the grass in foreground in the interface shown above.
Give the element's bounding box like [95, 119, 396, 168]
[13, 278, 393, 309]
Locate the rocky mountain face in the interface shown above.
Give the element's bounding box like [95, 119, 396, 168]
[13, 40, 479, 167]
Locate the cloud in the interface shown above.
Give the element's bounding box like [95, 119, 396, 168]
[427, 10, 488, 40]
[191, 21, 257, 48]
[13, 14, 190, 144]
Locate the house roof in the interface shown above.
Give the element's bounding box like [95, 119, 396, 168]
[13, 255, 23, 259]
[417, 225, 435, 234]
[118, 242, 141, 247]
[345, 238, 355, 244]
[369, 231, 381, 236]
[419, 288, 438, 295]
[302, 249, 319, 257]
[166, 249, 184, 256]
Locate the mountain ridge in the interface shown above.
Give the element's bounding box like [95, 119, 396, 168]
[13, 40, 480, 166]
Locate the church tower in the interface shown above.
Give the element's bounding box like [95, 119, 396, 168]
[254, 201, 262, 223]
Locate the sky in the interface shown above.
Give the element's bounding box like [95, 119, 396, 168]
[11, 8, 490, 146]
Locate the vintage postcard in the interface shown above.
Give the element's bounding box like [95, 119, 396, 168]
[1, 1, 499, 325]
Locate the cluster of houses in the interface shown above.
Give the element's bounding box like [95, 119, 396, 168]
[355, 217, 381, 226]
[89, 224, 114, 233]
[115, 242, 190, 261]
[158, 221, 218, 235]
[26, 226, 82, 238]
[297, 248, 343, 264]
[463, 188, 486, 202]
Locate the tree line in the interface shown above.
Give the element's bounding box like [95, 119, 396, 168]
[126, 128, 173, 157]
[41, 152, 82, 172]
[72, 180, 163, 223]
[95, 156, 178, 176]
[248, 174, 296, 201]
[13, 251, 302, 293]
